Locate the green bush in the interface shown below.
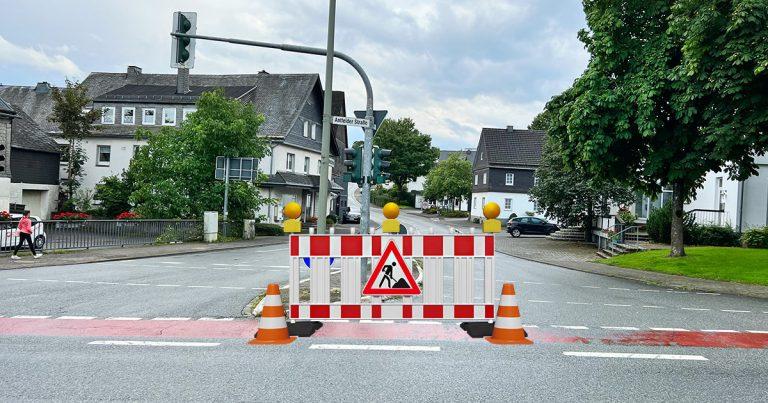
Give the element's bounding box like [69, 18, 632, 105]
[741, 226, 768, 249]
[253, 223, 284, 236]
[422, 207, 438, 215]
[646, 202, 695, 244]
[440, 210, 469, 218]
[688, 225, 740, 247]
[617, 209, 637, 225]
[326, 214, 338, 224]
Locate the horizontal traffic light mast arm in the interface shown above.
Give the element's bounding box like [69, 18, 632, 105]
[170, 32, 373, 111]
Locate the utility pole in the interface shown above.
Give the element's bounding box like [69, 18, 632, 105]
[316, 0, 336, 234]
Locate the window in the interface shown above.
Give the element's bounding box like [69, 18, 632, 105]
[96, 145, 111, 166]
[142, 108, 156, 125]
[121, 107, 135, 125]
[182, 108, 197, 121]
[474, 175, 478, 185]
[286, 153, 295, 171]
[481, 197, 486, 208]
[480, 152, 483, 160]
[317, 159, 322, 174]
[303, 121, 309, 137]
[162, 108, 176, 126]
[304, 156, 310, 174]
[101, 107, 115, 124]
[482, 173, 487, 184]
[504, 198, 512, 210]
[473, 197, 477, 208]
[505, 173, 515, 186]
[311, 124, 317, 140]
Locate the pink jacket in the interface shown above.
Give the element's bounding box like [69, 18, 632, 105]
[17, 216, 32, 234]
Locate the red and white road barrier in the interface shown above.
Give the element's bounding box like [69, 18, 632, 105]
[287, 232, 496, 321]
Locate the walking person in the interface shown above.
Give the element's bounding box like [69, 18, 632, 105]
[11, 211, 41, 260]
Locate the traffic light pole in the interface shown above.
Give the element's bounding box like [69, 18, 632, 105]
[316, 0, 336, 234]
[171, 30, 376, 235]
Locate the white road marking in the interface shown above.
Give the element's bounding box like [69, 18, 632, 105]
[160, 262, 182, 265]
[523, 281, 543, 284]
[566, 302, 592, 305]
[212, 267, 231, 270]
[522, 324, 539, 328]
[580, 285, 601, 289]
[39, 279, 59, 283]
[64, 280, 90, 284]
[604, 304, 632, 307]
[309, 344, 440, 352]
[156, 284, 182, 287]
[151, 317, 191, 321]
[527, 300, 554, 303]
[212, 264, 230, 266]
[187, 285, 214, 288]
[197, 317, 235, 321]
[56, 316, 96, 320]
[650, 327, 690, 332]
[360, 320, 395, 324]
[608, 287, 631, 291]
[551, 325, 589, 330]
[637, 289, 661, 292]
[6, 278, 29, 281]
[237, 269, 256, 271]
[600, 326, 640, 331]
[218, 286, 246, 290]
[89, 340, 220, 347]
[251, 287, 267, 290]
[642, 305, 665, 309]
[701, 329, 738, 333]
[563, 351, 707, 361]
[746, 330, 768, 334]
[95, 282, 119, 285]
[125, 283, 150, 286]
[681, 307, 710, 311]
[721, 309, 751, 313]
[105, 317, 142, 321]
[407, 321, 441, 325]
[11, 315, 50, 319]
[696, 292, 720, 295]
[666, 291, 689, 294]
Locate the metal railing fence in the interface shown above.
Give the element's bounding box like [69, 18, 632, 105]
[687, 209, 725, 226]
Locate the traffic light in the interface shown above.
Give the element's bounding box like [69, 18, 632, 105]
[343, 145, 363, 184]
[372, 147, 392, 184]
[171, 11, 197, 68]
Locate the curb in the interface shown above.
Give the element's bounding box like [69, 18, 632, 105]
[495, 248, 768, 300]
[0, 238, 289, 270]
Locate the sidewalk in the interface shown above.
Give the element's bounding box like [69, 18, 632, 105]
[495, 235, 768, 299]
[0, 236, 289, 270]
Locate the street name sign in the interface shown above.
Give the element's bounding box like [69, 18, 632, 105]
[332, 116, 370, 128]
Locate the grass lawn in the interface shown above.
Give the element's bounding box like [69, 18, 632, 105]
[602, 246, 768, 286]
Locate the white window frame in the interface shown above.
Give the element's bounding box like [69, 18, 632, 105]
[317, 159, 322, 174]
[311, 123, 317, 140]
[96, 145, 111, 166]
[121, 107, 135, 125]
[142, 108, 156, 125]
[182, 107, 197, 121]
[504, 198, 512, 210]
[101, 107, 115, 124]
[474, 175, 478, 185]
[286, 153, 295, 172]
[304, 156, 310, 174]
[162, 108, 177, 126]
[482, 173, 487, 185]
[303, 121, 309, 137]
[505, 173, 515, 186]
[480, 152, 483, 160]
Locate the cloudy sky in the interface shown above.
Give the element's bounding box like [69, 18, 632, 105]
[1, 0, 589, 149]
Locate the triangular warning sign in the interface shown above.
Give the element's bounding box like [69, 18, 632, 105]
[363, 240, 421, 296]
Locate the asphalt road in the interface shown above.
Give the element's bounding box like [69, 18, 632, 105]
[1, 209, 766, 400]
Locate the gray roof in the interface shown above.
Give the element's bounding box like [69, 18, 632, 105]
[0, 84, 57, 132]
[9, 105, 60, 154]
[263, 171, 343, 191]
[0, 96, 14, 115]
[439, 149, 476, 163]
[94, 84, 256, 104]
[477, 128, 545, 167]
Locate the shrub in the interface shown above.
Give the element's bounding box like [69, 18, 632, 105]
[52, 212, 90, 220]
[617, 209, 637, 225]
[646, 202, 695, 244]
[115, 211, 141, 220]
[422, 207, 438, 215]
[688, 225, 740, 247]
[440, 210, 469, 218]
[741, 226, 768, 249]
[0, 211, 11, 221]
[253, 223, 284, 236]
[326, 214, 338, 224]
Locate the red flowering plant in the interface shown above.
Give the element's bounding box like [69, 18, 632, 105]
[0, 211, 11, 221]
[51, 212, 90, 221]
[115, 211, 140, 220]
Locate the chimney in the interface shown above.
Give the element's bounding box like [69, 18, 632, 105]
[506, 125, 515, 133]
[176, 68, 190, 94]
[126, 66, 142, 84]
[34, 82, 51, 94]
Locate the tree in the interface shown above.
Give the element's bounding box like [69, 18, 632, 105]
[423, 153, 473, 210]
[373, 118, 439, 199]
[547, 0, 768, 256]
[49, 79, 101, 201]
[528, 109, 552, 131]
[530, 134, 636, 239]
[94, 171, 135, 218]
[127, 90, 271, 219]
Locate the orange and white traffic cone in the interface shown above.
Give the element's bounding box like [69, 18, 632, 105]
[486, 283, 533, 345]
[248, 283, 296, 345]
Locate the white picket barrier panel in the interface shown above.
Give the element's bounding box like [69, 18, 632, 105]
[287, 232, 496, 321]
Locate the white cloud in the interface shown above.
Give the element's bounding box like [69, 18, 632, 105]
[0, 35, 83, 78]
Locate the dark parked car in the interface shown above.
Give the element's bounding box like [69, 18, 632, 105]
[507, 217, 559, 237]
[342, 207, 361, 224]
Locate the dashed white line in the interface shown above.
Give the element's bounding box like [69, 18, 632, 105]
[551, 325, 589, 330]
[105, 317, 143, 321]
[64, 280, 90, 284]
[608, 288, 631, 291]
[566, 302, 592, 305]
[57, 316, 96, 320]
[650, 327, 690, 332]
[696, 292, 720, 295]
[523, 281, 543, 285]
[39, 279, 59, 283]
[604, 304, 632, 307]
[11, 315, 50, 319]
[125, 283, 150, 286]
[186, 285, 214, 288]
[642, 305, 665, 309]
[160, 262, 182, 265]
[95, 282, 119, 285]
[600, 326, 640, 331]
[156, 284, 182, 287]
[150, 317, 191, 321]
[580, 285, 601, 289]
[637, 289, 661, 292]
[89, 340, 220, 347]
[563, 352, 707, 361]
[251, 287, 267, 290]
[681, 307, 710, 311]
[701, 329, 738, 333]
[212, 264, 230, 266]
[6, 278, 29, 281]
[746, 330, 768, 334]
[309, 344, 440, 352]
[218, 286, 246, 290]
[721, 309, 751, 313]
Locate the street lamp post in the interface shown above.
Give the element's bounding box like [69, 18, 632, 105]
[316, 0, 336, 234]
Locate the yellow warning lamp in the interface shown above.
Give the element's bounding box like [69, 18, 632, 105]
[282, 202, 302, 233]
[482, 202, 501, 233]
[382, 202, 400, 233]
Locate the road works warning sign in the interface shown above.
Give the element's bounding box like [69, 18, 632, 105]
[363, 241, 421, 296]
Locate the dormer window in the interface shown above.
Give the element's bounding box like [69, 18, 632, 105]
[480, 152, 484, 160]
[303, 121, 309, 137]
[311, 124, 317, 140]
[101, 107, 115, 124]
[121, 107, 135, 125]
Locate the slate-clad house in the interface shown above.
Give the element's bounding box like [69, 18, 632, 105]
[0, 66, 346, 222]
[470, 126, 545, 220]
[0, 96, 60, 218]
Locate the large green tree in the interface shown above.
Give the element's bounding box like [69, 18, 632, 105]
[548, 0, 768, 256]
[373, 118, 439, 198]
[49, 80, 101, 201]
[423, 153, 473, 211]
[127, 90, 271, 219]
